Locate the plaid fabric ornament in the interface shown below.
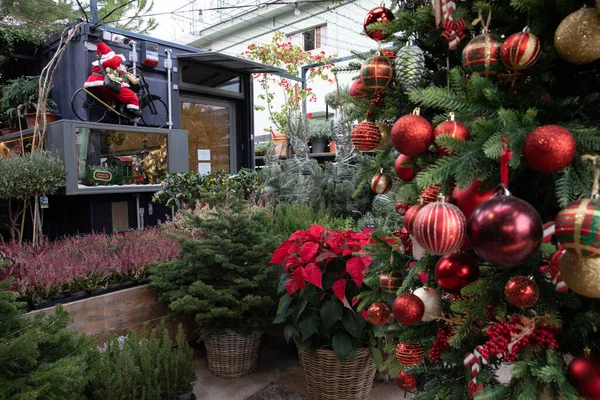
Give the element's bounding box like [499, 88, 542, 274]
[360, 55, 393, 91]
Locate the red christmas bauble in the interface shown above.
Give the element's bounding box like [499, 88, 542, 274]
[349, 79, 368, 98]
[420, 184, 440, 204]
[468, 381, 484, 399]
[395, 341, 424, 366]
[462, 33, 502, 78]
[395, 154, 417, 181]
[504, 276, 539, 308]
[363, 7, 395, 41]
[468, 191, 543, 268]
[434, 253, 480, 294]
[404, 204, 424, 234]
[351, 121, 381, 151]
[360, 55, 394, 91]
[380, 273, 404, 294]
[451, 179, 494, 221]
[413, 202, 467, 255]
[367, 301, 391, 325]
[395, 202, 409, 215]
[500, 28, 541, 71]
[392, 293, 425, 325]
[370, 172, 393, 194]
[567, 356, 600, 399]
[391, 114, 433, 156]
[433, 119, 469, 156]
[395, 371, 417, 391]
[556, 198, 600, 257]
[523, 125, 576, 173]
[381, 48, 396, 61]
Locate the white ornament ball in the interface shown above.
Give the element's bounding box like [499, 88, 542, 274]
[413, 287, 442, 322]
[411, 235, 425, 260]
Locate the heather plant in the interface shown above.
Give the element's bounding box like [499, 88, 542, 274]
[0, 227, 180, 301]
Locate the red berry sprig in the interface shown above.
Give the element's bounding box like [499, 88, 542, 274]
[429, 327, 453, 361]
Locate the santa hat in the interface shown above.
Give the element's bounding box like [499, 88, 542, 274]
[93, 42, 125, 65]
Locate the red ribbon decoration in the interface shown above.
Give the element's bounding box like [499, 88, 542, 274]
[500, 136, 513, 186]
[441, 19, 468, 50]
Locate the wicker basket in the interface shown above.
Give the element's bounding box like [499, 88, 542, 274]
[204, 330, 261, 378]
[298, 347, 376, 400]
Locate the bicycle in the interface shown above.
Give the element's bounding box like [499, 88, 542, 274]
[70, 67, 168, 128]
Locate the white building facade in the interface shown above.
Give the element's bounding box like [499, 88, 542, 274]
[175, 0, 385, 142]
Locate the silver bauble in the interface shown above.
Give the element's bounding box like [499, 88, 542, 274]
[395, 44, 425, 92]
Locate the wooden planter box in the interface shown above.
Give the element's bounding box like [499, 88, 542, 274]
[26, 284, 196, 344]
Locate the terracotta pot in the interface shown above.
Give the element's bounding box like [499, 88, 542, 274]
[23, 113, 60, 129]
[0, 127, 19, 135]
[272, 133, 289, 157]
[329, 141, 337, 153]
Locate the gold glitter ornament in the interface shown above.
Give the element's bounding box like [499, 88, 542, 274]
[559, 250, 600, 298]
[554, 3, 600, 65]
[375, 122, 392, 151]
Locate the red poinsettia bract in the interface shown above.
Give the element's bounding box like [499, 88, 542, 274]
[270, 224, 373, 306]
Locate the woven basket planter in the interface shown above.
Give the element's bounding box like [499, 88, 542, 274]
[298, 347, 376, 400]
[204, 330, 261, 378]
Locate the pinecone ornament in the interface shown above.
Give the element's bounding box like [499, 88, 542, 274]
[395, 42, 425, 92]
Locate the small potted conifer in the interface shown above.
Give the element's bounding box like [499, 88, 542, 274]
[308, 119, 331, 154]
[150, 186, 279, 378]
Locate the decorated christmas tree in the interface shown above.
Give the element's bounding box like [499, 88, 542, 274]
[348, 0, 600, 398]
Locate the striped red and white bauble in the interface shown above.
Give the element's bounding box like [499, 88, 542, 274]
[351, 121, 381, 151]
[413, 201, 467, 255]
[500, 27, 541, 71]
[370, 172, 393, 194]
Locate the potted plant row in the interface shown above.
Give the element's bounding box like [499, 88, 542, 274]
[1, 76, 60, 133]
[271, 224, 381, 400]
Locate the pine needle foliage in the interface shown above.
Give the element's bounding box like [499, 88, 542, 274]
[150, 190, 280, 340]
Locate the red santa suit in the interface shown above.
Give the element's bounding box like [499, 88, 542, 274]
[84, 42, 139, 112]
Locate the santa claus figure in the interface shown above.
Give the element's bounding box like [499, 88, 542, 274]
[84, 42, 140, 116]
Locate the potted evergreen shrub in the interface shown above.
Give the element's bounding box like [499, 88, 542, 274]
[270, 225, 382, 400]
[150, 189, 279, 378]
[254, 142, 270, 157]
[307, 119, 331, 154]
[1, 76, 59, 130]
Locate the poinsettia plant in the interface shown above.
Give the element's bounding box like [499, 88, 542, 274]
[271, 224, 384, 361]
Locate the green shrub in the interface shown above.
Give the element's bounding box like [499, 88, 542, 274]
[271, 202, 355, 239]
[150, 192, 280, 340]
[307, 119, 331, 140]
[0, 279, 93, 399]
[87, 323, 195, 400]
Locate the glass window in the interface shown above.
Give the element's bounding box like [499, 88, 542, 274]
[181, 100, 231, 174]
[75, 127, 168, 187]
[303, 30, 316, 51]
[181, 64, 242, 93]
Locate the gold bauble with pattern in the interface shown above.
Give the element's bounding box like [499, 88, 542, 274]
[559, 250, 600, 298]
[375, 122, 392, 151]
[554, 3, 600, 64]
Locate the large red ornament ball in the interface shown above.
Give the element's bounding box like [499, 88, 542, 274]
[370, 172, 393, 194]
[451, 179, 494, 221]
[395, 154, 417, 181]
[404, 204, 425, 234]
[413, 202, 467, 255]
[367, 301, 391, 325]
[433, 119, 469, 156]
[392, 293, 425, 325]
[380, 273, 404, 294]
[395, 341, 425, 366]
[360, 55, 394, 92]
[395, 371, 417, 391]
[567, 356, 600, 399]
[500, 29, 541, 71]
[556, 198, 600, 258]
[391, 114, 433, 156]
[351, 121, 381, 151]
[523, 125, 576, 173]
[462, 33, 502, 78]
[504, 276, 539, 308]
[434, 253, 480, 294]
[363, 7, 395, 41]
[468, 191, 543, 268]
[349, 79, 368, 98]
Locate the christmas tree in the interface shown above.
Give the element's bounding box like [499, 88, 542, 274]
[348, 0, 600, 398]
